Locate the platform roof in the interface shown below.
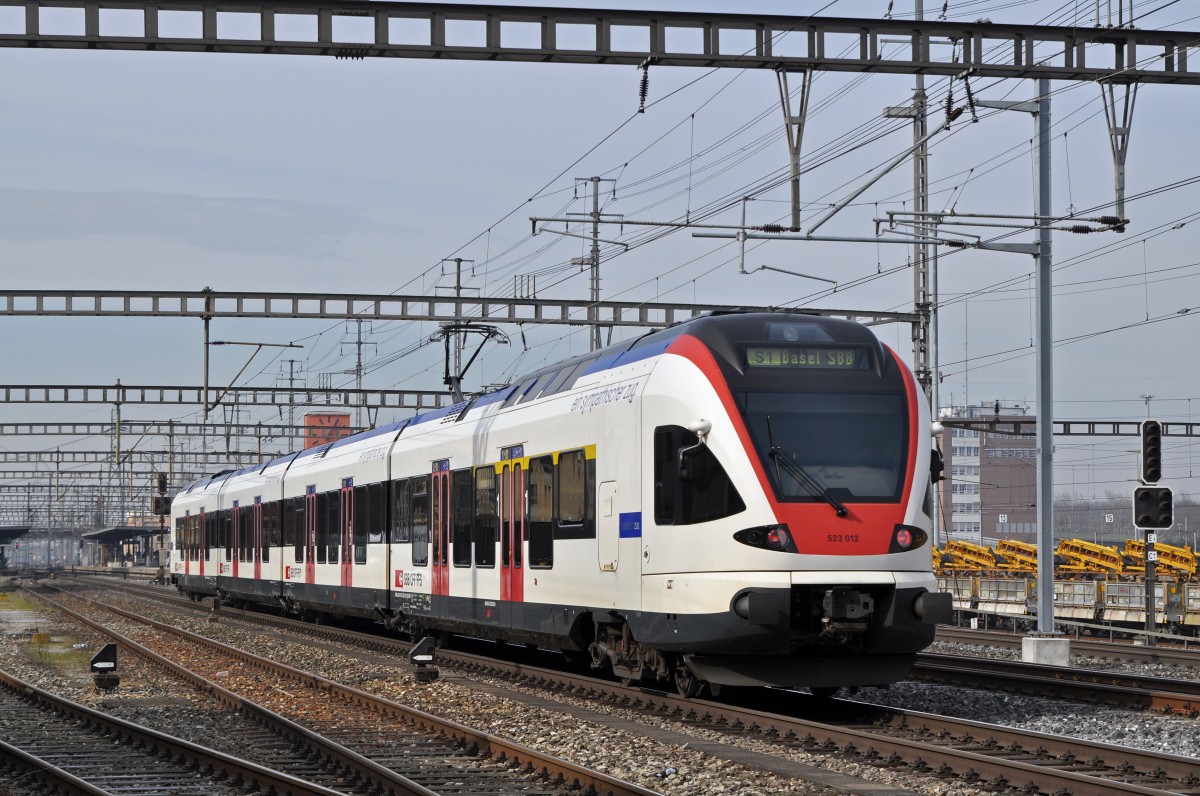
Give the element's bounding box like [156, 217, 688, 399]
[82, 526, 161, 544]
[0, 526, 31, 545]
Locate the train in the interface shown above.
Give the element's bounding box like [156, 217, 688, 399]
[170, 310, 951, 696]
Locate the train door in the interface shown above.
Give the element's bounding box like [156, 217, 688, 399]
[184, 512, 192, 577]
[252, 498, 262, 581]
[597, 481, 618, 571]
[198, 510, 206, 578]
[431, 466, 451, 599]
[340, 480, 354, 588]
[304, 487, 317, 584]
[499, 462, 525, 604]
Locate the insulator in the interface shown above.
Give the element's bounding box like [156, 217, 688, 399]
[757, 224, 785, 234]
[1098, 215, 1123, 226]
[1069, 225, 1093, 234]
[948, 106, 964, 122]
[638, 68, 650, 113]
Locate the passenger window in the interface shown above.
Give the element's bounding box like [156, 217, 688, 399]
[528, 455, 553, 568]
[452, 469, 473, 567]
[392, 479, 411, 543]
[327, 490, 340, 565]
[353, 485, 368, 565]
[316, 493, 328, 564]
[474, 468, 497, 567]
[411, 477, 429, 566]
[367, 482, 386, 545]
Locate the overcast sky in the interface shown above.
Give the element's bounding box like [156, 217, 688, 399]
[3, 0, 1200, 511]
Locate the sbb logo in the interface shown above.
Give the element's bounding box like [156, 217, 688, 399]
[394, 569, 404, 589]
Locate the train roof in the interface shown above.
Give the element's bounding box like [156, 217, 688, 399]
[175, 310, 877, 490]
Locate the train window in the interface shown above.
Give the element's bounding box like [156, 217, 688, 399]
[474, 468, 497, 567]
[262, 502, 275, 564]
[327, 490, 340, 565]
[223, 510, 233, 561]
[411, 477, 429, 566]
[528, 455, 553, 568]
[353, 485, 368, 564]
[284, 498, 300, 563]
[555, 449, 595, 540]
[654, 425, 746, 525]
[431, 476, 444, 567]
[451, 469, 473, 567]
[316, 493, 328, 564]
[239, 508, 250, 563]
[367, 482, 385, 546]
[742, 392, 907, 503]
[392, 479, 411, 543]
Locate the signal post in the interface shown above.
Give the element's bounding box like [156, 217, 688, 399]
[1133, 420, 1173, 644]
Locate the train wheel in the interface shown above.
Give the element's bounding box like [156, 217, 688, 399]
[674, 668, 700, 698]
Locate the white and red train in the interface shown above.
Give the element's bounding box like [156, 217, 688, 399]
[171, 311, 950, 695]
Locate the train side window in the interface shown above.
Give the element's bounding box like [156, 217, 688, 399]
[262, 502, 276, 564]
[316, 492, 328, 564]
[327, 490, 340, 565]
[527, 455, 554, 568]
[294, 497, 306, 563]
[392, 478, 411, 543]
[474, 468, 497, 567]
[654, 425, 746, 525]
[367, 482, 386, 545]
[353, 485, 368, 565]
[451, 469, 473, 567]
[555, 449, 594, 540]
[223, 510, 233, 562]
[411, 476, 430, 566]
[239, 508, 250, 563]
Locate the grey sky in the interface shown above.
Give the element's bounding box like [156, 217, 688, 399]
[3, 0, 1200, 507]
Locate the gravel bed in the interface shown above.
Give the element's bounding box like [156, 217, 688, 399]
[17, 585, 1200, 796]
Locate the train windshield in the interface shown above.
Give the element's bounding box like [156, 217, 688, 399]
[741, 391, 908, 503]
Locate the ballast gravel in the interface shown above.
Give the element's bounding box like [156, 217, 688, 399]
[3, 584, 1198, 796]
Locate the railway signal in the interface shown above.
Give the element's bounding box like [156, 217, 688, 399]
[1140, 420, 1163, 484]
[1132, 486, 1173, 530]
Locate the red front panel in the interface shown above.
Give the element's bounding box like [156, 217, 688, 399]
[666, 334, 921, 556]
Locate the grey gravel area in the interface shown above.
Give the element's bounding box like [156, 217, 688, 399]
[844, 639, 1200, 760]
[12, 585, 1200, 796]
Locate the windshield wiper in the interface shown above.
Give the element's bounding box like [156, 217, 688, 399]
[765, 415, 848, 518]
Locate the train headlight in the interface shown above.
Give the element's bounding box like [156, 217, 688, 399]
[888, 524, 927, 553]
[734, 524, 798, 554]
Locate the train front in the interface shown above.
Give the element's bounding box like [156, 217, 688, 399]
[638, 312, 951, 690]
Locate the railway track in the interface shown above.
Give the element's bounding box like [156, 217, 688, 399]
[0, 665, 345, 796]
[937, 625, 1200, 667]
[911, 652, 1200, 714]
[22, 583, 658, 796]
[51, 577, 1200, 796]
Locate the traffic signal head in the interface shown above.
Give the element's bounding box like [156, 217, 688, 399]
[1133, 485, 1173, 530]
[1140, 419, 1163, 484]
[157, 472, 167, 494]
